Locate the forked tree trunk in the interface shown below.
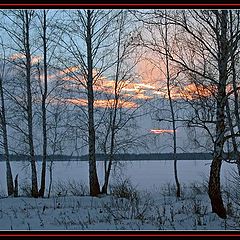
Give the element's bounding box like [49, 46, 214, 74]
[101, 156, 113, 194]
[101, 13, 123, 194]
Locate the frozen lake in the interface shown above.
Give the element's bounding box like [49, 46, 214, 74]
[0, 159, 237, 195]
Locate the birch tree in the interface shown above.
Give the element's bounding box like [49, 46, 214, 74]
[163, 18, 181, 198]
[58, 10, 119, 196]
[1, 10, 39, 197]
[135, 9, 240, 219]
[98, 11, 148, 194]
[35, 9, 60, 197]
[132, 10, 182, 197]
[161, 10, 233, 219]
[0, 39, 14, 196]
[36, 9, 49, 198]
[222, 11, 240, 175]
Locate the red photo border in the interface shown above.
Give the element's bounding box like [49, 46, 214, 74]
[0, 3, 240, 8]
[0, 2, 240, 238]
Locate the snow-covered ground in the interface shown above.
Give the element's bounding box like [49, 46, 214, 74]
[0, 159, 239, 230]
[0, 182, 239, 230]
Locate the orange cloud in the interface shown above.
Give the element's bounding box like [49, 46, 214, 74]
[9, 53, 43, 65]
[130, 93, 153, 100]
[9, 53, 25, 61]
[180, 83, 215, 100]
[60, 66, 80, 76]
[150, 129, 175, 134]
[66, 98, 138, 109]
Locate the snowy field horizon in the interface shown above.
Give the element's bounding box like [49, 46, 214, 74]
[0, 152, 213, 162]
[0, 159, 235, 195]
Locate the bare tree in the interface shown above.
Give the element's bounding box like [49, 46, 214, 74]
[0, 39, 14, 196]
[47, 98, 70, 198]
[35, 9, 60, 198]
[36, 9, 48, 198]
[134, 9, 240, 218]
[163, 19, 181, 198]
[33, 9, 68, 198]
[1, 10, 39, 197]
[222, 11, 240, 175]
[98, 11, 147, 194]
[85, 10, 100, 196]
[166, 10, 231, 219]
[99, 12, 125, 194]
[57, 10, 120, 196]
[132, 10, 182, 197]
[22, 10, 38, 198]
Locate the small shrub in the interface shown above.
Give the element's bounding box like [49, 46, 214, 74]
[191, 198, 208, 216]
[102, 192, 153, 222]
[52, 180, 89, 197]
[160, 182, 177, 197]
[0, 188, 7, 198]
[67, 180, 89, 196]
[52, 181, 68, 197]
[226, 169, 240, 206]
[19, 181, 31, 197]
[106, 175, 153, 223]
[189, 181, 208, 196]
[110, 178, 139, 202]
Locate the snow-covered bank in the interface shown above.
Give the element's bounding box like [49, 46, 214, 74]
[0, 181, 239, 230]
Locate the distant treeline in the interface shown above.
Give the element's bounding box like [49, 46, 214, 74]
[0, 152, 213, 162]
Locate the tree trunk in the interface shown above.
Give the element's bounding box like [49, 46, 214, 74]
[208, 10, 228, 219]
[101, 14, 123, 194]
[47, 160, 53, 198]
[229, 11, 240, 176]
[101, 119, 116, 194]
[14, 174, 18, 197]
[164, 14, 181, 198]
[168, 80, 180, 198]
[101, 114, 116, 194]
[208, 155, 226, 218]
[24, 10, 38, 198]
[0, 77, 14, 196]
[86, 10, 100, 197]
[48, 123, 58, 198]
[209, 102, 227, 218]
[101, 156, 113, 194]
[39, 10, 48, 198]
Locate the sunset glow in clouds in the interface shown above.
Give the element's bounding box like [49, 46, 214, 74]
[58, 62, 216, 109]
[67, 98, 138, 109]
[150, 129, 175, 134]
[9, 53, 215, 109]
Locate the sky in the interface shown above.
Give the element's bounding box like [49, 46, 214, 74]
[2, 45, 212, 156]
[0, 9, 216, 156]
